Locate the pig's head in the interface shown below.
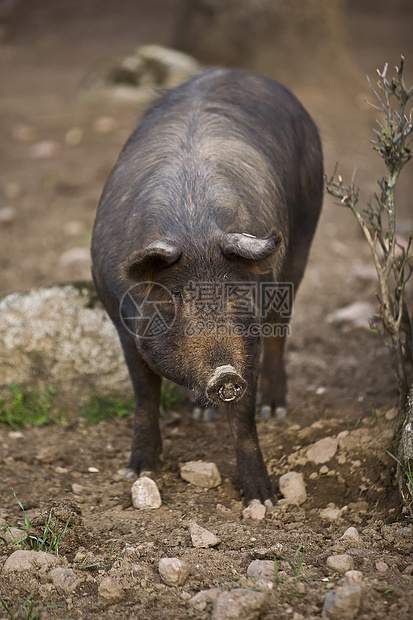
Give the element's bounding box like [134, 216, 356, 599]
[120, 229, 283, 406]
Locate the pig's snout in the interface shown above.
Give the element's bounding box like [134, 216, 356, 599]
[206, 365, 247, 404]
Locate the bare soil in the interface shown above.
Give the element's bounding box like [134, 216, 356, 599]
[0, 1, 413, 618]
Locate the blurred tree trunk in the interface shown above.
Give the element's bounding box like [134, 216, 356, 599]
[173, 0, 359, 87]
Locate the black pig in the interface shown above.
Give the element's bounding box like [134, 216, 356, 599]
[91, 68, 323, 505]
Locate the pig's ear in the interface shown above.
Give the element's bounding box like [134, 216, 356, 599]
[221, 229, 284, 274]
[120, 240, 182, 282]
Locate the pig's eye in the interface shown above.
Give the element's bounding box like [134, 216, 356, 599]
[171, 290, 182, 298]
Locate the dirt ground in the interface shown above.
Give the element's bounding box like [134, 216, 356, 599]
[1, 1, 413, 618]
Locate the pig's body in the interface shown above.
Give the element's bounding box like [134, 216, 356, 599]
[91, 68, 323, 504]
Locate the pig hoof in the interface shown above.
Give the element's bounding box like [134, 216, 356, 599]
[260, 405, 272, 419]
[275, 406, 287, 419]
[192, 407, 202, 420]
[125, 468, 137, 480]
[203, 408, 217, 422]
[192, 407, 217, 422]
[264, 499, 274, 510]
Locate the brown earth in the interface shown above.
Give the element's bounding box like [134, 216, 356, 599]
[0, 1, 413, 619]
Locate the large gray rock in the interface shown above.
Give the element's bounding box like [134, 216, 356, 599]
[0, 283, 131, 408]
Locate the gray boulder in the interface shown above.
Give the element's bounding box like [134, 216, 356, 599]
[0, 282, 131, 409]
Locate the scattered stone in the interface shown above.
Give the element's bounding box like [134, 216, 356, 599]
[65, 127, 83, 146]
[2, 550, 60, 573]
[212, 588, 268, 620]
[98, 576, 124, 604]
[327, 301, 375, 330]
[92, 116, 118, 134]
[320, 504, 342, 520]
[179, 461, 221, 488]
[189, 521, 221, 548]
[326, 554, 355, 574]
[341, 527, 360, 542]
[306, 437, 338, 464]
[344, 571, 363, 582]
[247, 560, 275, 579]
[322, 583, 362, 619]
[71, 483, 85, 495]
[375, 561, 388, 572]
[49, 567, 79, 593]
[242, 499, 266, 520]
[0, 206, 16, 223]
[29, 140, 60, 159]
[131, 476, 162, 510]
[59, 246, 90, 266]
[88, 467, 99, 473]
[385, 407, 398, 421]
[402, 565, 413, 575]
[279, 472, 307, 505]
[158, 557, 190, 586]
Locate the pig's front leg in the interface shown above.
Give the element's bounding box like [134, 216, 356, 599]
[226, 370, 273, 505]
[120, 335, 162, 477]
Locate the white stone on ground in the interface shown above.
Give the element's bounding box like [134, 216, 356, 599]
[279, 472, 307, 505]
[179, 461, 221, 488]
[189, 588, 221, 612]
[189, 521, 221, 548]
[242, 499, 266, 520]
[131, 476, 162, 509]
[326, 554, 355, 574]
[306, 437, 338, 464]
[212, 589, 268, 620]
[158, 557, 190, 586]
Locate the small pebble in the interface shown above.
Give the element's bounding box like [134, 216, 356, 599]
[247, 560, 275, 579]
[65, 127, 83, 146]
[131, 476, 162, 510]
[279, 472, 307, 505]
[71, 483, 85, 495]
[29, 140, 60, 159]
[158, 557, 190, 586]
[92, 116, 118, 134]
[242, 499, 266, 520]
[306, 437, 338, 464]
[88, 467, 99, 473]
[0, 206, 16, 223]
[180, 461, 221, 488]
[98, 577, 124, 604]
[326, 554, 354, 574]
[341, 527, 360, 542]
[375, 561, 388, 572]
[189, 521, 220, 548]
